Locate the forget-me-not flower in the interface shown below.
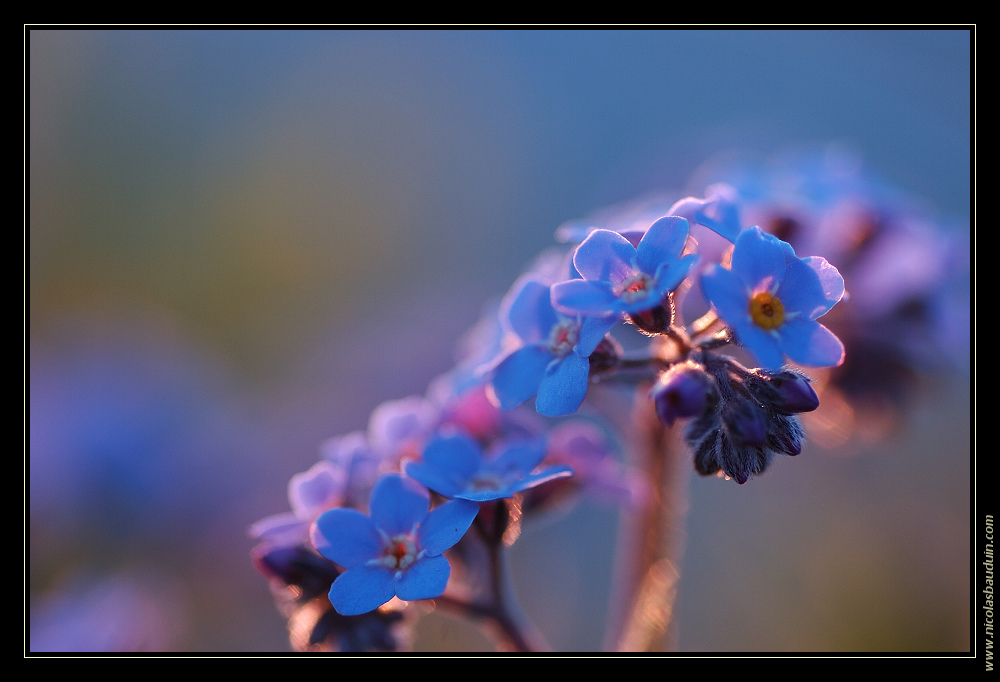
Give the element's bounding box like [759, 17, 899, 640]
[311, 473, 479, 616]
[489, 277, 616, 417]
[551, 216, 697, 318]
[404, 432, 573, 503]
[700, 226, 845, 370]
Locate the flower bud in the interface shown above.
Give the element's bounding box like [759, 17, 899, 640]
[627, 296, 674, 335]
[251, 543, 341, 602]
[588, 335, 622, 375]
[651, 362, 714, 427]
[769, 415, 804, 456]
[721, 397, 769, 447]
[769, 371, 820, 414]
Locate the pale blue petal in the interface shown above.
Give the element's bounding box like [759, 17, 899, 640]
[576, 314, 620, 357]
[455, 488, 512, 502]
[418, 499, 480, 556]
[779, 319, 846, 368]
[490, 344, 551, 409]
[636, 216, 690, 275]
[403, 460, 464, 499]
[572, 229, 636, 284]
[535, 351, 590, 417]
[693, 201, 742, 242]
[491, 438, 547, 474]
[551, 279, 622, 315]
[421, 433, 481, 479]
[501, 278, 558, 343]
[649, 253, 698, 300]
[369, 474, 429, 536]
[329, 564, 396, 616]
[775, 257, 827, 319]
[394, 554, 451, 602]
[800, 256, 845, 318]
[731, 226, 786, 292]
[509, 464, 575, 494]
[311, 508, 381, 569]
[288, 460, 345, 519]
[734, 323, 785, 370]
[250, 512, 309, 547]
[701, 265, 751, 326]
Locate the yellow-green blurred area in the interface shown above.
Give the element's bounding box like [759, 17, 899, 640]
[28, 29, 971, 653]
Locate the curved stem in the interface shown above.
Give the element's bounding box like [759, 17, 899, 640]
[436, 500, 550, 652]
[602, 388, 689, 652]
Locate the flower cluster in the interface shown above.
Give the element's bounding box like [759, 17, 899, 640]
[251, 148, 968, 652]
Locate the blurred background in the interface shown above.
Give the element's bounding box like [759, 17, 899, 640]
[28, 29, 971, 652]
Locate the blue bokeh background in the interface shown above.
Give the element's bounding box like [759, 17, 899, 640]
[28, 29, 971, 652]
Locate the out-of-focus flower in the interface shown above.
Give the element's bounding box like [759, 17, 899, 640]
[404, 432, 573, 503]
[552, 217, 697, 328]
[700, 226, 846, 370]
[489, 278, 615, 416]
[539, 420, 653, 510]
[668, 183, 743, 243]
[250, 460, 346, 548]
[310, 474, 479, 616]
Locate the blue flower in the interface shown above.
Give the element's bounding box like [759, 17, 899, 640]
[404, 432, 573, 503]
[489, 277, 616, 417]
[700, 226, 846, 370]
[310, 473, 479, 616]
[551, 216, 698, 317]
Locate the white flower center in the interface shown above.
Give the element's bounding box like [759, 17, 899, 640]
[547, 319, 580, 357]
[375, 533, 419, 571]
[615, 272, 653, 302]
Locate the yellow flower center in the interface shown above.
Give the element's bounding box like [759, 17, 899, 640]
[749, 292, 785, 330]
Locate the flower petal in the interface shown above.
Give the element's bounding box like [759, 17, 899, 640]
[329, 564, 396, 616]
[249, 512, 309, 547]
[394, 554, 451, 602]
[490, 344, 551, 410]
[490, 438, 547, 474]
[575, 313, 620, 357]
[650, 253, 698, 300]
[417, 499, 480, 556]
[535, 351, 590, 417]
[636, 216, 690, 275]
[369, 474, 429, 536]
[731, 226, 787, 293]
[405, 433, 482, 498]
[701, 265, 751, 325]
[288, 460, 345, 519]
[509, 464, 575, 494]
[779, 319, 846, 368]
[572, 229, 636, 284]
[733, 323, 785, 370]
[421, 433, 481, 479]
[551, 279, 622, 315]
[801, 256, 845, 318]
[311, 507, 381, 569]
[501, 278, 558, 343]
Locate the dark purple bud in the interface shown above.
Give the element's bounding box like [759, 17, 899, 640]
[651, 362, 714, 427]
[252, 543, 341, 601]
[769, 418, 803, 456]
[722, 398, 769, 447]
[770, 371, 820, 414]
[628, 296, 674, 335]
